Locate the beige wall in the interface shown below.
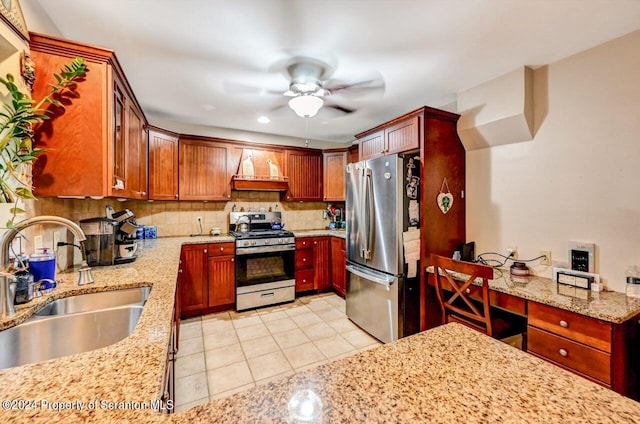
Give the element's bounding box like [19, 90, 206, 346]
[466, 30, 640, 293]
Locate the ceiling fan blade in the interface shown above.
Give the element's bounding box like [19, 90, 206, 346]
[324, 75, 385, 98]
[223, 80, 282, 96]
[324, 100, 356, 114]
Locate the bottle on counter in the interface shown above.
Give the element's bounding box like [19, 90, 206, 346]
[626, 265, 640, 298]
[13, 268, 34, 304]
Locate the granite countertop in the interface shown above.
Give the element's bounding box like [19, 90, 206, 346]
[0, 237, 197, 423]
[176, 323, 640, 423]
[427, 266, 640, 324]
[294, 229, 346, 239]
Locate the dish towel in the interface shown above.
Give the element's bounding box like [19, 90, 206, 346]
[403, 227, 420, 278]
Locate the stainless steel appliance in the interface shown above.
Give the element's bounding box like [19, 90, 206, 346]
[346, 154, 420, 343]
[80, 208, 139, 266]
[230, 211, 295, 311]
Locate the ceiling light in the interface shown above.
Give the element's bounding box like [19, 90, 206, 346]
[288, 95, 323, 118]
[257, 116, 270, 124]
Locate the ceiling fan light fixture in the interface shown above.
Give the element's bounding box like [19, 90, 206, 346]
[288, 95, 324, 118]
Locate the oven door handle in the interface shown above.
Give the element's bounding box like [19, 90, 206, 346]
[235, 245, 295, 255]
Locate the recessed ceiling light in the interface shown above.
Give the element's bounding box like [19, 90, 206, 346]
[257, 116, 270, 124]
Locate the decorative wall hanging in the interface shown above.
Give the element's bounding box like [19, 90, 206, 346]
[0, 0, 29, 41]
[437, 178, 454, 214]
[20, 50, 35, 90]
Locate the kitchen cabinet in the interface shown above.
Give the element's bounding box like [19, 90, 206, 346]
[331, 237, 346, 297]
[323, 150, 347, 201]
[178, 242, 235, 318]
[148, 127, 179, 200]
[527, 302, 614, 388]
[295, 237, 331, 293]
[283, 149, 323, 201]
[207, 243, 235, 308]
[30, 33, 148, 199]
[347, 144, 359, 164]
[160, 302, 177, 414]
[179, 138, 230, 201]
[178, 244, 208, 317]
[358, 115, 419, 160]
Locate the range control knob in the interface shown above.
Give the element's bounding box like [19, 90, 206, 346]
[243, 241, 250, 247]
[264, 239, 271, 245]
[251, 240, 257, 246]
[278, 238, 284, 244]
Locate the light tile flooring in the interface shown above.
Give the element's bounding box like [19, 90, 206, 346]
[174, 293, 382, 412]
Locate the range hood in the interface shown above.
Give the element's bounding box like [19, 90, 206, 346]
[232, 149, 289, 191]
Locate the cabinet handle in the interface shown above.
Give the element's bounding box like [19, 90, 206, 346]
[302, 258, 306, 262]
[174, 194, 179, 198]
[559, 320, 568, 328]
[204, 249, 207, 253]
[231, 258, 234, 262]
[178, 269, 183, 273]
[559, 349, 568, 357]
[302, 279, 307, 283]
[220, 247, 224, 251]
[140, 191, 147, 196]
[465, 288, 471, 294]
[313, 241, 317, 245]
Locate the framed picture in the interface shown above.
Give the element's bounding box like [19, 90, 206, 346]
[0, 0, 29, 41]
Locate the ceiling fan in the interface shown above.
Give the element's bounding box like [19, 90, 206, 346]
[225, 56, 385, 118]
[281, 57, 385, 118]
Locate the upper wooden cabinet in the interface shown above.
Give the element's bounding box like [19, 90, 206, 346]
[179, 138, 230, 201]
[148, 127, 179, 200]
[323, 150, 347, 201]
[358, 115, 419, 160]
[283, 149, 323, 201]
[347, 144, 359, 164]
[30, 33, 148, 199]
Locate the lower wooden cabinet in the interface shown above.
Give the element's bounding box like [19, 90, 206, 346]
[179, 243, 235, 318]
[527, 302, 613, 387]
[313, 237, 331, 291]
[331, 238, 346, 297]
[295, 236, 338, 294]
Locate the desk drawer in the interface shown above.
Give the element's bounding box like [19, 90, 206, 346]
[528, 327, 611, 385]
[528, 302, 612, 352]
[208, 242, 235, 257]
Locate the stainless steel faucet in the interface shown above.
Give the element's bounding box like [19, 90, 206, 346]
[1, 215, 95, 318]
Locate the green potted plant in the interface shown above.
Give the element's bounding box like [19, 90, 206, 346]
[0, 57, 87, 228]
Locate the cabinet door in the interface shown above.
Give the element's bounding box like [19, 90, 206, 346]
[124, 104, 147, 199]
[284, 150, 323, 201]
[323, 151, 347, 201]
[359, 130, 385, 160]
[385, 116, 419, 155]
[313, 237, 331, 291]
[331, 238, 346, 297]
[179, 244, 208, 317]
[149, 130, 179, 200]
[347, 144, 359, 164]
[112, 78, 127, 191]
[179, 139, 230, 200]
[208, 256, 235, 308]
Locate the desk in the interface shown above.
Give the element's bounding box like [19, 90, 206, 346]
[423, 268, 640, 399]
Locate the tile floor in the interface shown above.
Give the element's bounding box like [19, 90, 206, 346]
[174, 293, 382, 412]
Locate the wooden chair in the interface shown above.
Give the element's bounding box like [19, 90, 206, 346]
[431, 254, 526, 347]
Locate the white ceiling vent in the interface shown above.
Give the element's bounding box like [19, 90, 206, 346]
[457, 66, 534, 151]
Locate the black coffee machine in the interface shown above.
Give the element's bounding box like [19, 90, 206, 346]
[80, 208, 139, 266]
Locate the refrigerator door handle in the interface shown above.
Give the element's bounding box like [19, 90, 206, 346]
[346, 264, 394, 289]
[358, 164, 367, 259]
[363, 168, 373, 259]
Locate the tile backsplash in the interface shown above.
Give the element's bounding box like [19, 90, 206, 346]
[31, 191, 331, 238]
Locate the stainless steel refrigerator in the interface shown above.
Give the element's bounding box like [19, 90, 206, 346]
[345, 154, 420, 343]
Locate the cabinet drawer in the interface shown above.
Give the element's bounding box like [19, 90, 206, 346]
[528, 327, 611, 385]
[296, 238, 313, 249]
[296, 248, 313, 270]
[208, 242, 235, 257]
[528, 302, 612, 352]
[295, 270, 314, 292]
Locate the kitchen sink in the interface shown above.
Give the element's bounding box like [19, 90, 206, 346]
[34, 286, 151, 316]
[0, 287, 151, 369]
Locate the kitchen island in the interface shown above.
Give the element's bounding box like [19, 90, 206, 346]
[176, 322, 640, 423]
[2, 238, 640, 423]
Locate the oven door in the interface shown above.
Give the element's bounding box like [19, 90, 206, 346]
[235, 246, 295, 287]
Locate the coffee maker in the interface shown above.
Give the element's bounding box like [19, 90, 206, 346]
[80, 208, 139, 266]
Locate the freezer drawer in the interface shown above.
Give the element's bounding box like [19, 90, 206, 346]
[346, 263, 401, 343]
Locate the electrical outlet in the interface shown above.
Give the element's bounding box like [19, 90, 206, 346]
[540, 250, 552, 266]
[506, 245, 518, 259]
[34, 235, 44, 250]
[53, 231, 61, 252]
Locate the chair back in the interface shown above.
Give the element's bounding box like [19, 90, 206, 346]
[431, 254, 495, 336]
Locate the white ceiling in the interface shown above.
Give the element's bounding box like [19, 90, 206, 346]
[23, 0, 640, 147]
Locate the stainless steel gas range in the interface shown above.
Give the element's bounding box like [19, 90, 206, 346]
[230, 212, 295, 311]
